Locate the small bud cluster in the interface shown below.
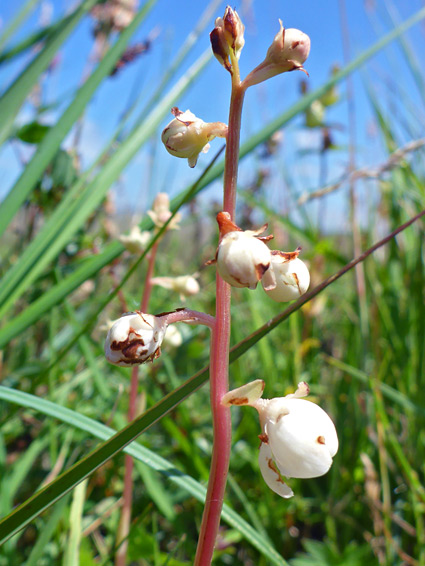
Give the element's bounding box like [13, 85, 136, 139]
[222, 380, 338, 497]
[213, 212, 310, 302]
[210, 6, 245, 73]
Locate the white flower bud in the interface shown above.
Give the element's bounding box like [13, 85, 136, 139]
[119, 225, 151, 253]
[262, 250, 310, 302]
[215, 212, 272, 290]
[161, 107, 227, 168]
[211, 6, 245, 70]
[104, 311, 168, 366]
[244, 22, 310, 88]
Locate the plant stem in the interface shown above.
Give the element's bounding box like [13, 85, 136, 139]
[115, 241, 159, 566]
[194, 54, 246, 566]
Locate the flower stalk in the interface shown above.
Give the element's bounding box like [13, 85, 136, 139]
[194, 44, 246, 566]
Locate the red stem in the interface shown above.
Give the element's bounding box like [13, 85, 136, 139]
[194, 74, 246, 565]
[115, 241, 159, 566]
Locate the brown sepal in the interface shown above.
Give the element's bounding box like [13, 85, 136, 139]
[216, 211, 241, 236]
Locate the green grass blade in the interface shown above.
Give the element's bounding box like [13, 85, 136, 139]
[0, 0, 40, 52]
[0, 386, 287, 566]
[0, 49, 209, 319]
[24, 495, 71, 566]
[323, 355, 425, 417]
[0, 0, 98, 147]
[0, 0, 158, 238]
[0, 23, 56, 65]
[62, 480, 87, 566]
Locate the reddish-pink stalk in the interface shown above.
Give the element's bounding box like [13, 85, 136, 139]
[115, 241, 159, 566]
[194, 69, 246, 565]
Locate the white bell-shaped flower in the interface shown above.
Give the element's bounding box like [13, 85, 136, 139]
[222, 380, 338, 498]
[104, 311, 168, 366]
[215, 212, 272, 290]
[262, 249, 310, 302]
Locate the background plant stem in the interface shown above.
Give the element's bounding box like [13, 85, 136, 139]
[115, 240, 159, 566]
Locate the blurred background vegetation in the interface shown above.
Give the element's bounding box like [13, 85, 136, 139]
[0, 0, 424, 564]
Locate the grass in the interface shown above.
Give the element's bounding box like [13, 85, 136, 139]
[0, 1, 424, 565]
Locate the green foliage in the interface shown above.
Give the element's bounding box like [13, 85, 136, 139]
[0, 2, 425, 565]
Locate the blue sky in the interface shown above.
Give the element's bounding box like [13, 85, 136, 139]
[1, 0, 425, 229]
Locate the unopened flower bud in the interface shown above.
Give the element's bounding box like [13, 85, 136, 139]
[262, 249, 310, 302]
[211, 6, 245, 71]
[223, 380, 338, 498]
[161, 107, 227, 168]
[147, 192, 181, 230]
[104, 311, 168, 366]
[214, 212, 273, 290]
[245, 21, 310, 88]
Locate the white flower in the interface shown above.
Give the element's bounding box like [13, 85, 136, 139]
[104, 311, 168, 366]
[151, 274, 200, 301]
[244, 22, 310, 88]
[119, 225, 151, 253]
[262, 249, 310, 302]
[147, 193, 181, 230]
[222, 380, 338, 498]
[215, 212, 272, 290]
[163, 324, 183, 348]
[161, 107, 227, 168]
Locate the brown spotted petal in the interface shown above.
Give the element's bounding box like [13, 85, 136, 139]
[104, 311, 168, 367]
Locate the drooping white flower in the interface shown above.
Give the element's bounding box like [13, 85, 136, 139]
[161, 107, 227, 168]
[215, 212, 273, 290]
[104, 311, 168, 366]
[222, 380, 338, 498]
[262, 248, 310, 302]
[151, 274, 200, 301]
[119, 225, 151, 253]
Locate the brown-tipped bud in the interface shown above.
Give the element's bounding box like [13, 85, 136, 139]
[210, 27, 231, 72]
[244, 21, 310, 87]
[222, 6, 245, 59]
[210, 6, 245, 71]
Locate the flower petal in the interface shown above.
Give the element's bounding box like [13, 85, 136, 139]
[258, 441, 294, 498]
